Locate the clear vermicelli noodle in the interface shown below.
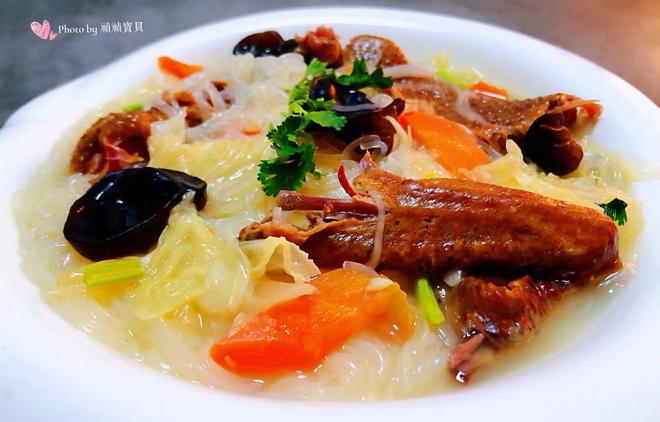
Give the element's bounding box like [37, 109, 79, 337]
[12, 28, 645, 401]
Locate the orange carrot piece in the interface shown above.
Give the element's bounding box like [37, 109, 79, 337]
[470, 81, 508, 100]
[241, 122, 261, 136]
[157, 56, 203, 79]
[209, 269, 414, 376]
[399, 111, 491, 176]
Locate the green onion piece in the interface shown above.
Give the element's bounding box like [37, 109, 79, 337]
[121, 102, 144, 112]
[83, 257, 144, 287]
[433, 53, 481, 89]
[416, 278, 445, 325]
[436, 68, 480, 90]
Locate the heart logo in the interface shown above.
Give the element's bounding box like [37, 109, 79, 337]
[31, 20, 57, 41]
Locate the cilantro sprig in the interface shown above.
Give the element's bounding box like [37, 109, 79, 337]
[336, 59, 393, 89]
[258, 59, 346, 196]
[597, 198, 628, 226]
[258, 58, 393, 196]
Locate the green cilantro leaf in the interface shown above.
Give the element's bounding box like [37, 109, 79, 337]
[336, 59, 393, 89]
[288, 82, 310, 104]
[306, 58, 333, 79]
[259, 58, 393, 196]
[289, 58, 335, 103]
[258, 139, 317, 196]
[267, 115, 309, 149]
[597, 198, 628, 226]
[306, 111, 346, 130]
[288, 100, 307, 115]
[259, 60, 346, 196]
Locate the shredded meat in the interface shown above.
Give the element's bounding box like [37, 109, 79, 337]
[446, 333, 486, 383]
[297, 26, 343, 67]
[70, 81, 227, 176]
[70, 110, 162, 175]
[442, 275, 570, 381]
[343, 34, 408, 68]
[445, 276, 567, 346]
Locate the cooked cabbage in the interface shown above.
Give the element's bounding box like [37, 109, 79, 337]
[134, 203, 250, 319]
[240, 236, 320, 283]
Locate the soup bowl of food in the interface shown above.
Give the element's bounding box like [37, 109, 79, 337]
[1, 7, 659, 421]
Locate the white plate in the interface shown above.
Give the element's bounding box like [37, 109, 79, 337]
[1, 7, 659, 421]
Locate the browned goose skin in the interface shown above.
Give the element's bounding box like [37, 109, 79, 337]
[242, 160, 619, 281]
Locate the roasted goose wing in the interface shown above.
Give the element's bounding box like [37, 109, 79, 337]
[242, 161, 619, 280]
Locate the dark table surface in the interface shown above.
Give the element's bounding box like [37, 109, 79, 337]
[2, 0, 659, 126]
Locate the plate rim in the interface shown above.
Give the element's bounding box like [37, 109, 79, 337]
[1, 6, 659, 421]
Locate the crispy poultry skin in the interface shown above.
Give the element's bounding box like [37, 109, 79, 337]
[243, 164, 619, 281]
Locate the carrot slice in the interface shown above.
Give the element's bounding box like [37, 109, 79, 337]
[157, 56, 203, 79]
[240, 122, 261, 136]
[470, 81, 508, 100]
[209, 269, 414, 376]
[399, 111, 491, 176]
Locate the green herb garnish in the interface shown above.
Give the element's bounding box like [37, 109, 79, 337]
[83, 257, 144, 287]
[258, 59, 346, 196]
[336, 58, 393, 89]
[258, 58, 393, 196]
[416, 278, 445, 325]
[121, 102, 144, 112]
[597, 198, 628, 226]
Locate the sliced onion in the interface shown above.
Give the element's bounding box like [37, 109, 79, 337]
[368, 93, 394, 108]
[149, 98, 180, 118]
[341, 135, 388, 160]
[342, 261, 379, 278]
[452, 86, 487, 124]
[444, 270, 463, 287]
[220, 89, 234, 105]
[333, 103, 377, 114]
[272, 206, 284, 223]
[185, 114, 224, 141]
[366, 190, 386, 269]
[383, 64, 434, 79]
[191, 86, 212, 120]
[550, 99, 602, 119]
[366, 276, 393, 291]
[323, 214, 343, 221]
[203, 79, 226, 112]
